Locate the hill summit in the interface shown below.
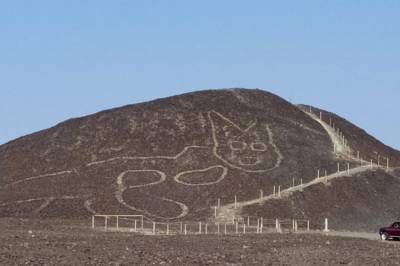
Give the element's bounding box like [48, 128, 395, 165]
[1, 89, 399, 230]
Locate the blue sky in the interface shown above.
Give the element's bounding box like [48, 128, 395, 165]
[1, 1, 399, 149]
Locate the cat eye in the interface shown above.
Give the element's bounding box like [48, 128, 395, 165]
[229, 141, 247, 151]
[251, 142, 267, 151]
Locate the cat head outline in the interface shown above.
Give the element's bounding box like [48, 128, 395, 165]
[208, 111, 282, 172]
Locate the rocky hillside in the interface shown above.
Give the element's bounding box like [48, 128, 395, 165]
[0, 89, 399, 230]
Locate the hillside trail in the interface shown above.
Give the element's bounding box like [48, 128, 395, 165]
[214, 108, 387, 224]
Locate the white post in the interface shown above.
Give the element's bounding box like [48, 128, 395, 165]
[278, 186, 281, 198]
[134, 220, 137, 232]
[357, 151, 360, 160]
[260, 217, 264, 233]
[224, 223, 227, 234]
[205, 224, 208, 235]
[347, 163, 350, 175]
[234, 195, 237, 209]
[275, 219, 279, 232]
[247, 216, 250, 227]
[92, 216, 95, 229]
[214, 206, 217, 218]
[105, 216, 108, 232]
[295, 220, 298, 232]
[323, 218, 329, 232]
[378, 155, 380, 167]
[292, 177, 295, 187]
[260, 189, 263, 200]
[217, 223, 220, 234]
[370, 159, 373, 169]
[184, 224, 187, 235]
[319, 112, 322, 120]
[167, 223, 170, 235]
[307, 220, 310, 231]
[180, 222, 183, 233]
[235, 222, 239, 234]
[337, 163, 340, 173]
[300, 178, 303, 191]
[387, 158, 389, 169]
[116, 216, 119, 230]
[141, 216, 144, 230]
[243, 224, 246, 234]
[152, 222, 156, 235]
[199, 222, 202, 234]
[256, 219, 260, 233]
[273, 186, 276, 197]
[317, 169, 320, 179]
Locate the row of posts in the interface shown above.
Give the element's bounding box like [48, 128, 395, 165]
[94, 216, 313, 235]
[311, 107, 390, 169]
[148, 219, 311, 235]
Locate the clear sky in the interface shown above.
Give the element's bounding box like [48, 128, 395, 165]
[1, 1, 399, 150]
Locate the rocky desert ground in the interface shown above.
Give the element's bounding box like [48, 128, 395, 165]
[1, 218, 400, 265]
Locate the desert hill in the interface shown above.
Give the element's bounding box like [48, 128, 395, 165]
[0, 89, 399, 230]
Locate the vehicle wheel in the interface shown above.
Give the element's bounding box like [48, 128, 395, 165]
[381, 232, 389, 241]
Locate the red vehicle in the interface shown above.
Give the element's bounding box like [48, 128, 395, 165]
[379, 222, 400, 241]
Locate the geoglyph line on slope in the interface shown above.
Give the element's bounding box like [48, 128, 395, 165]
[4, 170, 74, 188]
[86, 146, 209, 166]
[173, 165, 228, 186]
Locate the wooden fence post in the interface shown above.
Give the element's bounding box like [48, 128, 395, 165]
[92, 216, 95, 229]
[199, 222, 202, 234]
[234, 195, 237, 209]
[152, 222, 156, 235]
[323, 218, 329, 232]
[184, 224, 187, 235]
[134, 220, 137, 232]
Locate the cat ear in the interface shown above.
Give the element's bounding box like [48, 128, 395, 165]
[208, 111, 243, 145]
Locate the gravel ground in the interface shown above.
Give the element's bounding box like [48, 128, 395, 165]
[1, 218, 400, 265]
